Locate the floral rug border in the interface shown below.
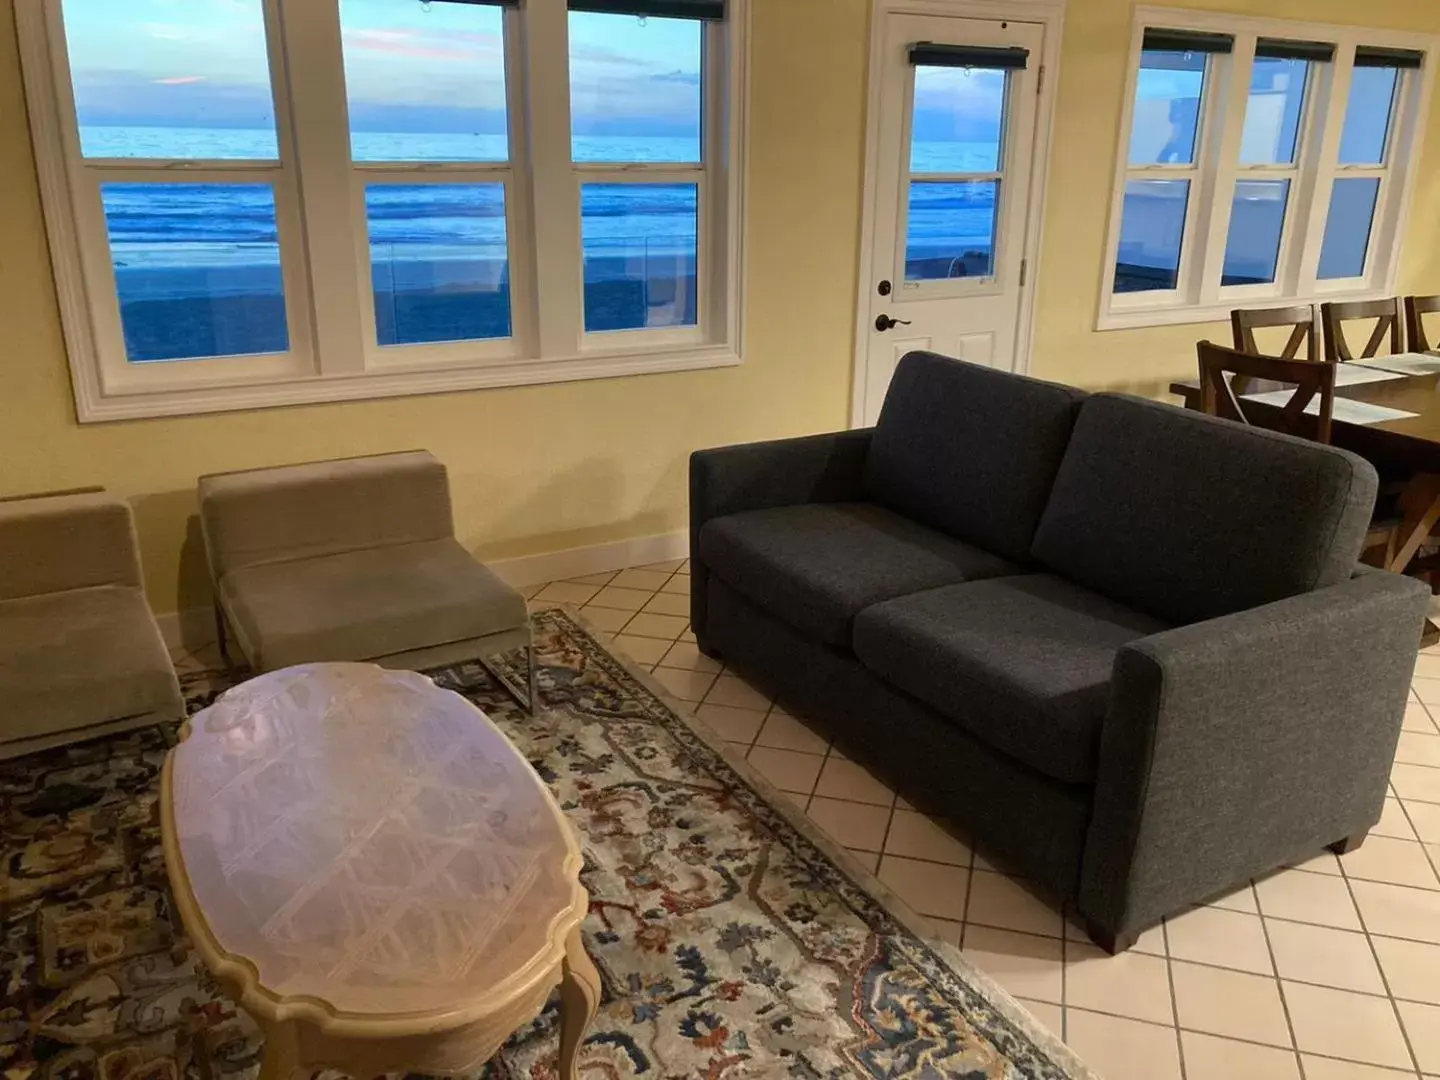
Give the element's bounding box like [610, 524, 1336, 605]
[518, 604, 1099, 1080]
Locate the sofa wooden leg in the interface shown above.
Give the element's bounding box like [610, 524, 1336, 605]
[1084, 919, 1139, 956]
[1329, 831, 1368, 855]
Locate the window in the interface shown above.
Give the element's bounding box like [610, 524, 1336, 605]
[905, 57, 1012, 282]
[18, 0, 747, 420]
[1101, 10, 1432, 329]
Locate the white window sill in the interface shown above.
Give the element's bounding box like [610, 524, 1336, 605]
[1096, 289, 1393, 332]
[73, 344, 742, 423]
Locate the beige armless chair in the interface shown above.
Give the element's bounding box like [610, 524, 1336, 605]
[0, 489, 185, 758]
[197, 451, 536, 709]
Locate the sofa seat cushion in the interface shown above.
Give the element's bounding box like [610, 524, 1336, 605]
[220, 538, 529, 671]
[0, 586, 183, 745]
[853, 575, 1169, 783]
[698, 503, 1020, 646]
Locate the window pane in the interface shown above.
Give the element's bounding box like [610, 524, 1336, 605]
[910, 66, 1006, 173]
[100, 183, 288, 363]
[61, 0, 277, 160]
[1114, 179, 1190, 293]
[1222, 179, 1290, 285]
[906, 181, 998, 280]
[366, 185, 510, 346]
[341, 0, 507, 163]
[569, 12, 701, 163]
[1339, 66, 1399, 165]
[1129, 51, 1207, 165]
[1317, 177, 1381, 279]
[581, 184, 697, 332]
[1239, 58, 1309, 165]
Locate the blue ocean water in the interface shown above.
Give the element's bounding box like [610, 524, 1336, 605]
[91, 126, 997, 275]
[87, 125, 997, 358]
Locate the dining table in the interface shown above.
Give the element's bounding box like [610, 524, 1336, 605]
[1171, 354, 1440, 579]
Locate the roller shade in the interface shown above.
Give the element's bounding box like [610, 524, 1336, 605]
[1142, 28, 1235, 55]
[567, 0, 725, 19]
[1255, 38, 1336, 63]
[908, 43, 1029, 69]
[1354, 46, 1424, 69]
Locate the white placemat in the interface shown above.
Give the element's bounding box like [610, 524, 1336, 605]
[1239, 390, 1418, 425]
[1350, 353, 1440, 376]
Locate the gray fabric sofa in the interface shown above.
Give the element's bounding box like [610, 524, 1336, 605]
[0, 489, 185, 758]
[690, 351, 1428, 952]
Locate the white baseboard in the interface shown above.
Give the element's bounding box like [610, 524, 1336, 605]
[487, 530, 689, 588]
[156, 605, 219, 654]
[155, 529, 689, 653]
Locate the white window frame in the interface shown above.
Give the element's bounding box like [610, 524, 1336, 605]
[16, 0, 749, 422]
[1098, 6, 1436, 331]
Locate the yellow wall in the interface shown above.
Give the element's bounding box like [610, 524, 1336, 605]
[0, 0, 871, 614]
[2, 0, 1439, 615]
[1031, 0, 1440, 397]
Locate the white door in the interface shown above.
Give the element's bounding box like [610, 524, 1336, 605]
[859, 14, 1048, 424]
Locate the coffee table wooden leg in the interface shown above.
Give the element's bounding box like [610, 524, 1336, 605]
[558, 929, 599, 1080]
[257, 1022, 302, 1080]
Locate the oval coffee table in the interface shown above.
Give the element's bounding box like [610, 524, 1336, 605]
[160, 662, 598, 1080]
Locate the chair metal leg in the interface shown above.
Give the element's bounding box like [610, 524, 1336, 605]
[527, 634, 539, 716]
[213, 600, 236, 677]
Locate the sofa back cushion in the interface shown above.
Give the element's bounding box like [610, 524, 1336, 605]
[1031, 393, 1378, 625]
[861, 352, 1086, 562]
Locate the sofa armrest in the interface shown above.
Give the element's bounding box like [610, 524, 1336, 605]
[688, 429, 873, 645]
[0, 490, 143, 601]
[1079, 568, 1427, 941]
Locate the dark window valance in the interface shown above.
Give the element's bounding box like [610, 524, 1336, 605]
[567, 0, 724, 19]
[1142, 28, 1235, 55]
[1255, 38, 1335, 63]
[1354, 46, 1424, 69]
[909, 43, 1029, 70]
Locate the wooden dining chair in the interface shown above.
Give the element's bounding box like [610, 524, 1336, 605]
[1197, 340, 1337, 444]
[1199, 340, 1404, 568]
[1320, 298, 1404, 362]
[1404, 295, 1440, 353]
[1231, 304, 1321, 361]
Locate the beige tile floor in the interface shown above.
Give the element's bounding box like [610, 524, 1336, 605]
[520, 560, 1440, 1080]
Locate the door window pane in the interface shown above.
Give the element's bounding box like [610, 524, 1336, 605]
[581, 184, 697, 332]
[906, 181, 998, 280]
[1129, 51, 1207, 165]
[1222, 180, 1290, 285]
[569, 13, 701, 164]
[1114, 179, 1190, 292]
[100, 183, 288, 362]
[910, 66, 1005, 173]
[1317, 177, 1381, 279]
[365, 185, 510, 346]
[341, 0, 508, 163]
[61, 0, 278, 160]
[1338, 66, 1399, 165]
[1239, 58, 1309, 165]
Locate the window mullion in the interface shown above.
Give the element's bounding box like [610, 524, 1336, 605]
[1294, 46, 1354, 296]
[1194, 38, 1254, 306]
[274, 0, 368, 376]
[522, 0, 585, 356]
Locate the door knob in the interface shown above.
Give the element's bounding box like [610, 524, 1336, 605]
[875, 314, 912, 332]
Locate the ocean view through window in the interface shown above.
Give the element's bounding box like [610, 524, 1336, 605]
[1101, 11, 1430, 328]
[23, 0, 746, 419]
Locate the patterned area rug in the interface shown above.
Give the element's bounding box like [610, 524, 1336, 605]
[0, 608, 1091, 1080]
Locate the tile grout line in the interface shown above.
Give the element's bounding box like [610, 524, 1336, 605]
[1253, 877, 1308, 1079]
[1335, 848, 1425, 1077]
[1160, 918, 1188, 1080]
[1395, 797, 1440, 883]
